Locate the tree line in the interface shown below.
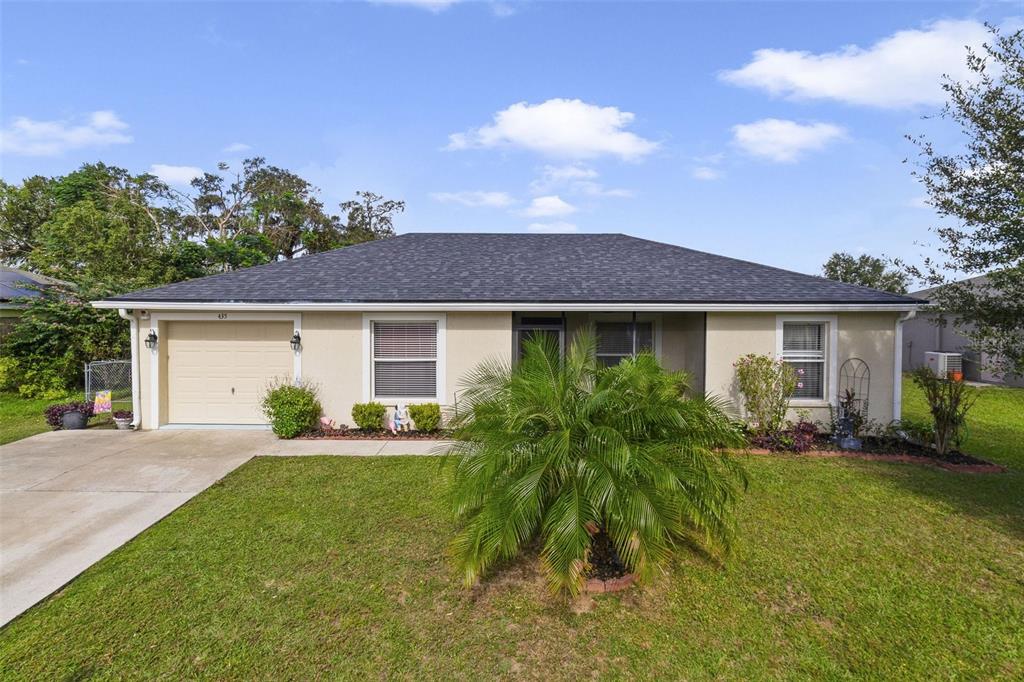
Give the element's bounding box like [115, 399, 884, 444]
[0, 158, 403, 397]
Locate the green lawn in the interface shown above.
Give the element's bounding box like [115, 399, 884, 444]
[0, 391, 118, 445]
[1, 382, 1022, 679]
[0, 392, 51, 445]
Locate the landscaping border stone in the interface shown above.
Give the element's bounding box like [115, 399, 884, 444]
[583, 573, 636, 594]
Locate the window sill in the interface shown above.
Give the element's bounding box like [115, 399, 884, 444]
[787, 399, 832, 408]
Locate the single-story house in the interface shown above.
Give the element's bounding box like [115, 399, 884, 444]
[93, 233, 922, 430]
[0, 266, 63, 338]
[903, 275, 1023, 387]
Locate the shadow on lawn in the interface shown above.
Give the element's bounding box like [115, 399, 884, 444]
[862, 462, 1024, 541]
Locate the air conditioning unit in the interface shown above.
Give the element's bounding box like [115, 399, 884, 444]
[924, 351, 963, 377]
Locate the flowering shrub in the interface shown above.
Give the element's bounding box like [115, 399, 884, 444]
[734, 353, 797, 437]
[44, 401, 94, 430]
[113, 410, 133, 420]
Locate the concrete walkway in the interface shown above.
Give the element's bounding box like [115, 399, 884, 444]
[0, 429, 446, 626]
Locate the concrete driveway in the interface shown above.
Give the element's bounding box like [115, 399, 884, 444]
[1, 429, 443, 626]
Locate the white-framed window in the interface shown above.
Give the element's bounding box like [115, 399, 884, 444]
[595, 321, 654, 367]
[365, 315, 445, 401]
[776, 315, 837, 404]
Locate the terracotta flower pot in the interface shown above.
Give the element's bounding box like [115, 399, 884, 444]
[949, 371, 964, 382]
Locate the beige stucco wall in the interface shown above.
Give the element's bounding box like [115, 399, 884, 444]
[133, 311, 513, 429]
[300, 312, 363, 427]
[445, 311, 514, 413]
[705, 311, 899, 425]
[130, 308, 898, 430]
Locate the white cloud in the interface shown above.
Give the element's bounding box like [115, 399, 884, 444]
[150, 164, 203, 186]
[491, 2, 515, 17]
[527, 221, 578, 233]
[430, 190, 515, 208]
[372, 0, 460, 12]
[721, 19, 990, 109]
[522, 195, 577, 217]
[536, 164, 598, 185]
[575, 182, 634, 198]
[529, 163, 633, 198]
[731, 119, 846, 163]
[692, 166, 723, 181]
[223, 142, 251, 153]
[447, 98, 658, 160]
[0, 110, 132, 156]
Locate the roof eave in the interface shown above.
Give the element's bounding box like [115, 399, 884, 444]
[93, 300, 923, 313]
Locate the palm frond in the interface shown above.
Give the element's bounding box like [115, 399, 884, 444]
[444, 329, 748, 593]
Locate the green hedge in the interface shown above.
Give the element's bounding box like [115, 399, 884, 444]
[261, 380, 322, 439]
[408, 403, 441, 432]
[352, 402, 387, 431]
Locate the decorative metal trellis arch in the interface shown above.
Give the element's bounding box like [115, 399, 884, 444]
[837, 358, 870, 417]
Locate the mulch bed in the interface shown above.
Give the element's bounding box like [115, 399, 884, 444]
[583, 531, 636, 594]
[297, 429, 449, 440]
[749, 436, 1005, 473]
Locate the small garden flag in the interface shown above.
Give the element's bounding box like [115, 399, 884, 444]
[93, 390, 112, 414]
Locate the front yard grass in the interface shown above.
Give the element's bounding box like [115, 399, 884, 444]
[0, 392, 50, 445]
[1, 382, 1022, 679]
[0, 391, 116, 445]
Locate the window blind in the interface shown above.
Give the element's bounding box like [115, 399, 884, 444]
[595, 321, 654, 367]
[372, 321, 437, 398]
[782, 322, 826, 400]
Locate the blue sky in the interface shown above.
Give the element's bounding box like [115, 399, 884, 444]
[1, 1, 1019, 275]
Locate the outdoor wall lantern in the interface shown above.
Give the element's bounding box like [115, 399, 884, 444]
[144, 330, 158, 350]
[290, 332, 302, 352]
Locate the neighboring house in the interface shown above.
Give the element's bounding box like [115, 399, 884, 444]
[903, 275, 1023, 388]
[93, 233, 921, 430]
[0, 266, 62, 338]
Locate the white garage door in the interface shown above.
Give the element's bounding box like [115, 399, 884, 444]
[166, 321, 295, 424]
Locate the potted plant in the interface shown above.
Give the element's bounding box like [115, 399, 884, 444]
[834, 389, 865, 450]
[113, 410, 133, 430]
[44, 401, 94, 431]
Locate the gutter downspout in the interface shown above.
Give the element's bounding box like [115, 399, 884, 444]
[893, 310, 917, 422]
[118, 308, 142, 430]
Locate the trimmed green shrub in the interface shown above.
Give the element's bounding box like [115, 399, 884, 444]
[408, 403, 442, 432]
[261, 379, 322, 439]
[352, 402, 387, 431]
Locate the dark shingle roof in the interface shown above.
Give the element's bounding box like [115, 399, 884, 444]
[0, 266, 63, 302]
[103, 233, 919, 305]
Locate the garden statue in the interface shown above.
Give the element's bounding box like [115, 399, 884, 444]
[389, 403, 411, 434]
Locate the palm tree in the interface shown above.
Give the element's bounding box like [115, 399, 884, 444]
[444, 331, 748, 595]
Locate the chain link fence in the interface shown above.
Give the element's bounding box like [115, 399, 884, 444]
[84, 360, 133, 413]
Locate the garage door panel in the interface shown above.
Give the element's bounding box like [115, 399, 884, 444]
[166, 321, 294, 424]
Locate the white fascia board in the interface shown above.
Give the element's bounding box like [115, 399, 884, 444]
[94, 301, 923, 313]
